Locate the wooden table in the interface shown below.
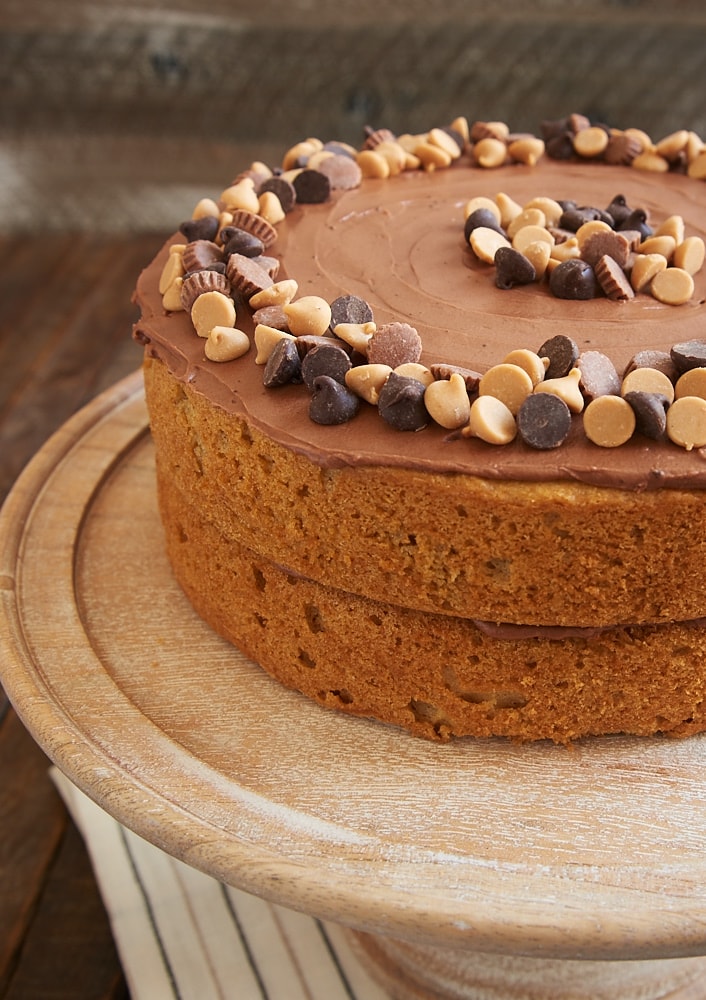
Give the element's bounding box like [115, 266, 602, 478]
[0, 231, 166, 999]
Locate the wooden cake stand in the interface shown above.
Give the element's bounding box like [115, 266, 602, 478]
[2, 370, 706, 1000]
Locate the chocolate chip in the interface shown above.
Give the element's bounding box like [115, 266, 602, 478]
[330, 293, 374, 328]
[549, 258, 598, 300]
[378, 372, 428, 431]
[263, 337, 302, 387]
[559, 206, 606, 231]
[618, 208, 653, 240]
[301, 342, 351, 390]
[179, 216, 220, 242]
[545, 132, 575, 160]
[577, 350, 621, 401]
[624, 390, 669, 440]
[494, 246, 536, 289]
[309, 376, 360, 425]
[292, 168, 331, 204]
[605, 194, 632, 227]
[670, 340, 706, 375]
[367, 322, 422, 369]
[464, 208, 506, 241]
[222, 228, 265, 259]
[259, 175, 297, 213]
[517, 393, 572, 450]
[538, 335, 580, 379]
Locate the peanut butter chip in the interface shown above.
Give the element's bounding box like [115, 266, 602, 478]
[159, 246, 185, 294]
[630, 253, 668, 292]
[473, 137, 507, 168]
[258, 191, 286, 225]
[676, 367, 706, 401]
[161, 275, 184, 312]
[650, 267, 695, 305]
[507, 136, 545, 165]
[219, 178, 260, 214]
[573, 126, 609, 158]
[507, 207, 546, 240]
[479, 363, 533, 415]
[249, 279, 298, 309]
[673, 236, 706, 276]
[466, 395, 517, 445]
[523, 196, 563, 226]
[334, 322, 375, 354]
[395, 362, 434, 386]
[503, 349, 546, 387]
[464, 196, 502, 224]
[495, 192, 522, 228]
[254, 323, 297, 364]
[522, 240, 551, 278]
[621, 366, 675, 404]
[357, 149, 391, 179]
[583, 395, 636, 447]
[424, 373, 471, 429]
[666, 396, 706, 450]
[534, 367, 584, 413]
[344, 364, 392, 404]
[284, 296, 332, 337]
[190, 290, 236, 338]
[470, 226, 511, 264]
[511, 225, 554, 255]
[205, 326, 250, 362]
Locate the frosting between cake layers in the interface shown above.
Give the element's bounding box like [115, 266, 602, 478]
[134, 154, 706, 490]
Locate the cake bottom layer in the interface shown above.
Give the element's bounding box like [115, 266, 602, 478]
[157, 475, 706, 744]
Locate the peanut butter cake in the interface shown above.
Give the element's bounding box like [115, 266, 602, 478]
[134, 114, 706, 743]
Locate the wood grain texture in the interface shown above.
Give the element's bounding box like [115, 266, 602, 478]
[0, 233, 165, 999]
[2, 372, 706, 998]
[2, 4, 706, 233]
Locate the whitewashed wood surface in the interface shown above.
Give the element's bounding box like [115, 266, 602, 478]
[3, 371, 706, 998]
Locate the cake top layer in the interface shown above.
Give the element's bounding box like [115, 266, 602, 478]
[134, 117, 706, 490]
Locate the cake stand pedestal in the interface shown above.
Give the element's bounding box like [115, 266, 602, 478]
[2, 372, 706, 1000]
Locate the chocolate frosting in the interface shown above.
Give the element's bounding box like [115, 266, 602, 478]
[134, 155, 706, 490]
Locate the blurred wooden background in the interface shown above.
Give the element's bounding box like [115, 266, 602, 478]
[2, 0, 706, 232]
